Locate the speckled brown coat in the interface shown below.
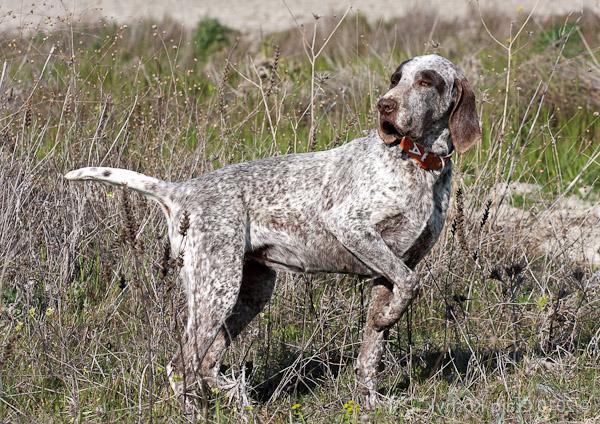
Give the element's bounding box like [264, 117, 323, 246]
[65, 54, 481, 410]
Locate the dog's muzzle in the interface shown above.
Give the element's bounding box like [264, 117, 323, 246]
[376, 97, 407, 145]
[378, 116, 405, 145]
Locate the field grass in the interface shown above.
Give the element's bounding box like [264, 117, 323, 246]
[0, 5, 599, 423]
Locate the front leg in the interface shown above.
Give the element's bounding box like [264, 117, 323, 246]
[326, 215, 420, 408]
[355, 278, 392, 410]
[327, 216, 420, 329]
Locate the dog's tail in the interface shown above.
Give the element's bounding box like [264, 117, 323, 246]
[65, 167, 175, 215]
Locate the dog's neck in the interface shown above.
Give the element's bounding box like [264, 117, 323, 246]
[382, 127, 453, 172]
[419, 126, 453, 157]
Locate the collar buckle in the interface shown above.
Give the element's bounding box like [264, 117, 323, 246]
[397, 137, 451, 171]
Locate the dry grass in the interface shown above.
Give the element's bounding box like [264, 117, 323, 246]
[0, 6, 598, 423]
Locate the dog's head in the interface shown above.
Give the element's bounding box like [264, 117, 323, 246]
[377, 54, 481, 154]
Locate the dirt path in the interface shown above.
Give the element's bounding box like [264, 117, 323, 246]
[496, 184, 600, 266]
[1, 0, 597, 33]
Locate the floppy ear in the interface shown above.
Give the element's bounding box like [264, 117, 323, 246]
[449, 77, 481, 153]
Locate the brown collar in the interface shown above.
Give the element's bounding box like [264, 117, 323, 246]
[392, 136, 452, 171]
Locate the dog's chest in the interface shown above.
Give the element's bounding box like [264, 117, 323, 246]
[379, 165, 452, 267]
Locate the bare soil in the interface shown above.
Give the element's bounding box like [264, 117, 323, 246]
[1, 0, 598, 33]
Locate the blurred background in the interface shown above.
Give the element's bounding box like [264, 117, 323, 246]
[1, 0, 599, 33]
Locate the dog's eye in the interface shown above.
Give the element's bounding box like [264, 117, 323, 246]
[417, 80, 431, 88]
[390, 74, 401, 88]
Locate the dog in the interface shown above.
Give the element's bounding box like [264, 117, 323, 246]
[65, 54, 480, 410]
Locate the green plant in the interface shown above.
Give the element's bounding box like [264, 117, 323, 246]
[192, 18, 234, 62]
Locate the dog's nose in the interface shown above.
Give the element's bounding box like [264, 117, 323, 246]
[377, 98, 398, 115]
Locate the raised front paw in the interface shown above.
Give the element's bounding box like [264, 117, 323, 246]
[373, 280, 421, 330]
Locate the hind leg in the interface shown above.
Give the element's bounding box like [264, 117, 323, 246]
[167, 227, 245, 407]
[200, 260, 276, 389]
